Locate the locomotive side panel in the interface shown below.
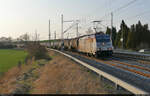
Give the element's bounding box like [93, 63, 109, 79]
[78, 35, 96, 54]
[86, 35, 97, 54]
[78, 37, 85, 53]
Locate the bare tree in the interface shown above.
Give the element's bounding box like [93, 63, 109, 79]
[18, 33, 30, 42]
[32, 30, 40, 43]
[7, 37, 12, 43]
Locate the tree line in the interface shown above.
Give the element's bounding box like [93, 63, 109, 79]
[106, 20, 150, 51]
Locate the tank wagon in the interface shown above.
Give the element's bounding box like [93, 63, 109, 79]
[50, 32, 113, 57]
[64, 39, 71, 50]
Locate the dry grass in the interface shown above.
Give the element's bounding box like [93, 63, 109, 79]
[31, 50, 107, 94]
[0, 50, 108, 94]
[0, 67, 20, 93]
[0, 59, 34, 93]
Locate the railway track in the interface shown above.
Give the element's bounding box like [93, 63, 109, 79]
[65, 51, 150, 78]
[111, 56, 150, 66]
[47, 48, 150, 93]
[55, 50, 150, 93]
[80, 52, 150, 76]
[113, 52, 150, 63]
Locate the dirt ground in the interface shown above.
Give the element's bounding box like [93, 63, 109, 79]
[0, 50, 109, 94]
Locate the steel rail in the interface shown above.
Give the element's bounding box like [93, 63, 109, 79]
[113, 51, 150, 61]
[96, 59, 150, 78]
[68, 51, 150, 78]
[49, 49, 148, 94]
[111, 60, 150, 72]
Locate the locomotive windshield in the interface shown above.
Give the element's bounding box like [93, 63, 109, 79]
[95, 34, 111, 42]
[96, 38, 110, 42]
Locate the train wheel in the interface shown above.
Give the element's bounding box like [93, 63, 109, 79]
[92, 54, 95, 57]
[88, 53, 91, 57]
[95, 54, 98, 58]
[87, 53, 89, 56]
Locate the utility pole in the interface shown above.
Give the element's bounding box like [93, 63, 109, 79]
[76, 22, 79, 37]
[67, 33, 69, 39]
[111, 12, 113, 39]
[61, 14, 64, 40]
[35, 29, 37, 42]
[54, 31, 56, 40]
[61, 14, 64, 50]
[34, 29, 39, 43]
[121, 24, 124, 49]
[61, 14, 79, 39]
[49, 20, 51, 47]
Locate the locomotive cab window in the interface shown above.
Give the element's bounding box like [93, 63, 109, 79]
[96, 38, 110, 42]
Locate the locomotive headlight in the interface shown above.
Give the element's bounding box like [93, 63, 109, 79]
[102, 42, 105, 46]
[97, 48, 101, 51]
[107, 47, 112, 50]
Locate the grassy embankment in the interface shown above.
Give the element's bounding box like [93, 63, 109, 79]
[0, 50, 109, 94]
[0, 49, 129, 94]
[0, 49, 27, 74]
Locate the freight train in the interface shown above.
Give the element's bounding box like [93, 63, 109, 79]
[49, 32, 113, 57]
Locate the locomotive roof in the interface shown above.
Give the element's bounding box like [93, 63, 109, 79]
[75, 32, 107, 39]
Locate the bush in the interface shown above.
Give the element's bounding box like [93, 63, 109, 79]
[0, 72, 4, 77]
[26, 42, 50, 60]
[0, 42, 16, 49]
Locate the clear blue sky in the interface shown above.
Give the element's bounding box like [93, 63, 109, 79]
[0, 0, 150, 40]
